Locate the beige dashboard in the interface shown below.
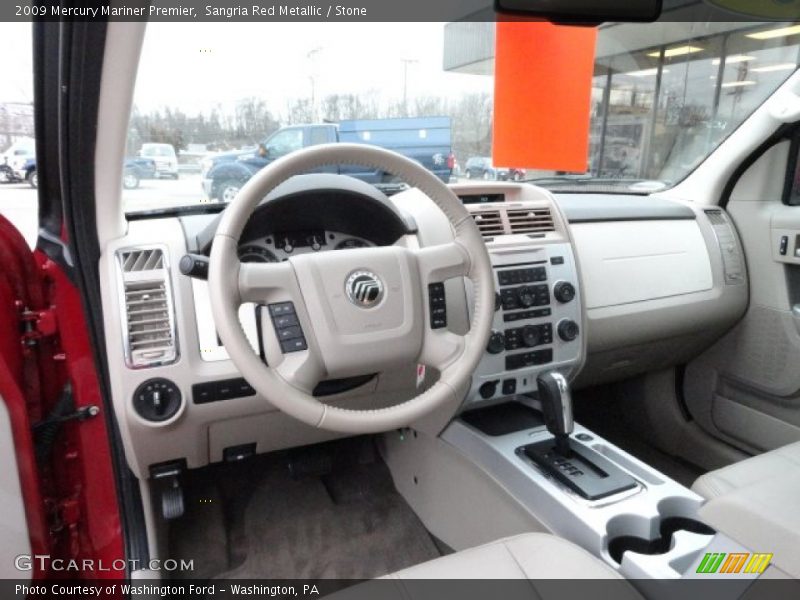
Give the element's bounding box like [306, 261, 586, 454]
[99, 182, 748, 479]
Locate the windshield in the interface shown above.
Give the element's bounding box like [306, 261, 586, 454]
[124, 20, 799, 211]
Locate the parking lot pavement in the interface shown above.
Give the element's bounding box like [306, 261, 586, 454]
[0, 174, 212, 247]
[0, 183, 38, 247]
[122, 173, 213, 212]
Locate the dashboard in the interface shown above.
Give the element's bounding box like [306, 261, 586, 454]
[100, 176, 749, 480]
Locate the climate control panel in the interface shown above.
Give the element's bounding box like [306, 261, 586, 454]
[467, 242, 583, 406]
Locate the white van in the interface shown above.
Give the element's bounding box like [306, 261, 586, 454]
[139, 143, 179, 179]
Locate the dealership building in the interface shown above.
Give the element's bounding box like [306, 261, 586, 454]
[444, 8, 800, 180]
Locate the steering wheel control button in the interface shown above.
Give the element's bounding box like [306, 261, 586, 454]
[554, 281, 576, 303]
[268, 302, 308, 353]
[558, 319, 580, 342]
[502, 379, 517, 396]
[268, 302, 295, 316]
[192, 378, 256, 405]
[281, 337, 308, 353]
[133, 378, 182, 422]
[272, 313, 298, 329]
[345, 270, 385, 308]
[505, 348, 553, 371]
[428, 283, 448, 329]
[487, 331, 506, 354]
[277, 326, 303, 341]
[479, 381, 498, 399]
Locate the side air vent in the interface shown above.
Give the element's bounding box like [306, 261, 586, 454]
[704, 209, 744, 285]
[121, 248, 165, 272]
[705, 209, 726, 226]
[117, 246, 178, 368]
[507, 208, 555, 234]
[472, 210, 505, 238]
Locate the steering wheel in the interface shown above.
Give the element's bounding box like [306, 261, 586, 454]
[208, 143, 494, 433]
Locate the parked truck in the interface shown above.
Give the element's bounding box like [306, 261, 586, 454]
[201, 116, 453, 202]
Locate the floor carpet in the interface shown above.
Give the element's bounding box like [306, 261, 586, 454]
[169, 439, 441, 580]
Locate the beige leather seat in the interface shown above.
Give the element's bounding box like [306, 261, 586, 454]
[692, 441, 800, 579]
[328, 534, 642, 599]
[692, 440, 800, 499]
[385, 533, 632, 581]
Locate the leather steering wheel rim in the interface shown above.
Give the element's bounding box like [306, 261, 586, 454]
[208, 143, 494, 433]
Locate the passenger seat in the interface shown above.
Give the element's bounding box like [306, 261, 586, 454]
[692, 440, 800, 499]
[692, 441, 800, 579]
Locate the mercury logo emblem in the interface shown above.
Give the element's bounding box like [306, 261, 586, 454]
[346, 270, 384, 308]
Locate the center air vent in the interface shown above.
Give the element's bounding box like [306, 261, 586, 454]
[117, 247, 178, 368]
[472, 210, 504, 238]
[507, 208, 555, 234]
[470, 205, 555, 239]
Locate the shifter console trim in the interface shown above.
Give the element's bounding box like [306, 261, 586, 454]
[519, 439, 638, 501]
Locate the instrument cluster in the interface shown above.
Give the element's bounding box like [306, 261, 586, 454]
[237, 230, 373, 263]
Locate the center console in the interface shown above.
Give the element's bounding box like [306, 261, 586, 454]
[447, 184, 755, 586]
[453, 184, 583, 406]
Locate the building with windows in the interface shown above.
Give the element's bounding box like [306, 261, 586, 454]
[444, 7, 800, 183]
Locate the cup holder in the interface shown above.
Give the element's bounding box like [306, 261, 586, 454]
[606, 496, 716, 565]
[608, 517, 715, 564]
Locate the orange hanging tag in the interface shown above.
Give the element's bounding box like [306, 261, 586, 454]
[493, 21, 597, 173]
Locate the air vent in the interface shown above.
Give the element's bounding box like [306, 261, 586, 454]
[705, 209, 726, 226]
[472, 210, 505, 238]
[507, 208, 555, 234]
[117, 246, 178, 368]
[704, 209, 745, 285]
[121, 248, 164, 272]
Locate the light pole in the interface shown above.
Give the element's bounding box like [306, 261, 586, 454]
[308, 47, 322, 122]
[401, 58, 418, 116]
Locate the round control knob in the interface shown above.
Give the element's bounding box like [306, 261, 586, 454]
[486, 331, 506, 354]
[557, 319, 580, 342]
[554, 281, 576, 304]
[517, 285, 536, 308]
[521, 325, 541, 348]
[479, 381, 498, 400]
[133, 378, 182, 422]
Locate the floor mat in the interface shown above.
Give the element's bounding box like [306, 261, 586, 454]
[170, 439, 441, 580]
[574, 388, 704, 489]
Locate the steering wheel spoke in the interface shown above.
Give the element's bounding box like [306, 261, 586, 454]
[419, 328, 466, 372]
[273, 346, 325, 396]
[415, 241, 471, 285]
[238, 261, 296, 304]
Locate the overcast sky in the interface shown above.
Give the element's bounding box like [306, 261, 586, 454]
[0, 23, 34, 103]
[134, 22, 493, 116]
[0, 22, 493, 115]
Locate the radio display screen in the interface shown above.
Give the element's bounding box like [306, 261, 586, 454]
[459, 193, 505, 205]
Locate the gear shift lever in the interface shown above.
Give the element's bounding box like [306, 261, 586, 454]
[537, 372, 573, 456]
[523, 372, 637, 500]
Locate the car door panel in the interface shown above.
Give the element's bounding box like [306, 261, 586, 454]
[685, 140, 800, 453]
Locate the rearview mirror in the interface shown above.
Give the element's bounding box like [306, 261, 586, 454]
[495, 0, 662, 22]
